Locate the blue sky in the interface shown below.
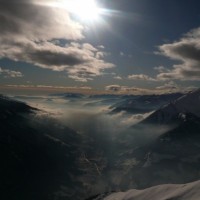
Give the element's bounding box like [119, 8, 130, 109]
[0, 0, 200, 94]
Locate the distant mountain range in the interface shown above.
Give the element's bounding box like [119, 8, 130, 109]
[109, 93, 183, 114]
[50, 92, 85, 98]
[49, 92, 184, 115]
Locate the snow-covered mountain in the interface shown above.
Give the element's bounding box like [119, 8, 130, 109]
[111, 89, 200, 190]
[110, 93, 183, 114]
[99, 180, 200, 200]
[143, 88, 200, 124]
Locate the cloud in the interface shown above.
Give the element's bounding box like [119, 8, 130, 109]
[128, 74, 156, 81]
[154, 66, 169, 73]
[120, 52, 124, 56]
[105, 85, 154, 94]
[96, 52, 106, 59]
[0, 67, 23, 78]
[155, 81, 198, 93]
[156, 81, 179, 91]
[5, 84, 92, 90]
[0, 0, 83, 41]
[157, 27, 200, 81]
[0, 0, 115, 82]
[105, 84, 196, 94]
[114, 76, 123, 80]
[97, 45, 105, 49]
[120, 112, 153, 126]
[105, 85, 122, 92]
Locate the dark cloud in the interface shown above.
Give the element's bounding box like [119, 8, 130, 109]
[105, 85, 122, 92]
[105, 85, 154, 94]
[27, 49, 86, 67]
[0, 0, 83, 40]
[172, 42, 200, 61]
[157, 28, 200, 81]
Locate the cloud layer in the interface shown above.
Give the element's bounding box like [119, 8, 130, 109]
[157, 28, 200, 81]
[105, 83, 196, 94]
[128, 74, 156, 81]
[105, 85, 153, 94]
[0, 0, 114, 82]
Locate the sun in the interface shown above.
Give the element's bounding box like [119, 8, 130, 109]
[64, 0, 101, 22]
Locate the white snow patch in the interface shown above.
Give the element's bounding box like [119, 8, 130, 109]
[104, 180, 200, 200]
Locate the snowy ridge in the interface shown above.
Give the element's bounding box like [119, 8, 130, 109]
[143, 88, 200, 124]
[166, 88, 200, 117]
[104, 180, 200, 200]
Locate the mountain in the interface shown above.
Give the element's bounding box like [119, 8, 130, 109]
[0, 95, 121, 200]
[88, 94, 121, 99]
[143, 88, 200, 124]
[2, 90, 200, 199]
[84, 89, 200, 199]
[110, 89, 200, 190]
[50, 92, 85, 98]
[0, 95, 84, 200]
[110, 93, 183, 114]
[93, 180, 200, 200]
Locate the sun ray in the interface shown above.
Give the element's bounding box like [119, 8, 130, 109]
[62, 0, 101, 22]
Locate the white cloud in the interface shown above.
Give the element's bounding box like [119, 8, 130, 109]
[154, 66, 169, 73]
[120, 52, 124, 56]
[120, 112, 153, 126]
[0, 67, 23, 78]
[157, 27, 200, 81]
[114, 76, 123, 80]
[156, 81, 179, 91]
[128, 74, 156, 81]
[97, 45, 105, 49]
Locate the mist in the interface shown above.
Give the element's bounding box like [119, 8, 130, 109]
[12, 94, 176, 197]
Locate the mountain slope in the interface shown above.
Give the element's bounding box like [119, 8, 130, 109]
[143, 88, 200, 124]
[103, 180, 200, 200]
[0, 95, 83, 200]
[110, 93, 183, 114]
[112, 89, 200, 190]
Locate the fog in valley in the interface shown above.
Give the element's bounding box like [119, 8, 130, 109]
[12, 94, 160, 198]
[3, 90, 200, 200]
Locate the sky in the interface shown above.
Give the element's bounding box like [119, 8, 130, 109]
[0, 0, 200, 94]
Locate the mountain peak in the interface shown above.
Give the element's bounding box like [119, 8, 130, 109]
[143, 88, 200, 124]
[171, 88, 200, 117]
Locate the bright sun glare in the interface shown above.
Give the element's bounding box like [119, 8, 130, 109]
[64, 0, 101, 21]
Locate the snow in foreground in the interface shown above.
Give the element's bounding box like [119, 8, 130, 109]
[104, 180, 200, 200]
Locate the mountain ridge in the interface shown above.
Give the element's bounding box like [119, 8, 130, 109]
[142, 88, 200, 125]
